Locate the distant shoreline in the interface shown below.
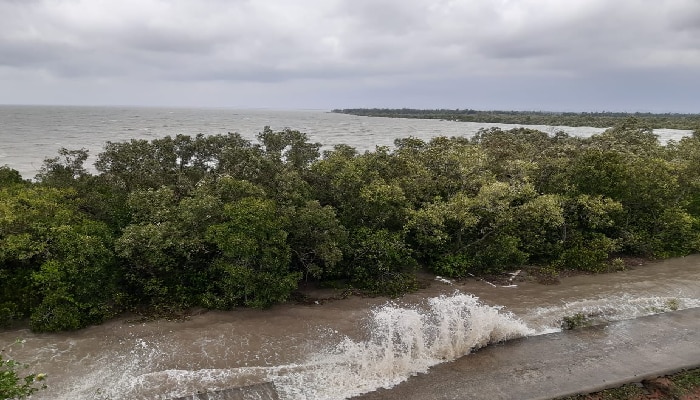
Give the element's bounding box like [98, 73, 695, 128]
[333, 108, 700, 130]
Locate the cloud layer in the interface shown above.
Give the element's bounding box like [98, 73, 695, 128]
[1, 0, 699, 111]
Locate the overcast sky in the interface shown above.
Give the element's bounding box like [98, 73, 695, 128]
[1, 0, 699, 112]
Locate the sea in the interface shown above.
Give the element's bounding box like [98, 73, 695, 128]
[1, 105, 693, 180]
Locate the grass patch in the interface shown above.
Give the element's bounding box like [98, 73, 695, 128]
[560, 313, 591, 330]
[558, 368, 700, 400]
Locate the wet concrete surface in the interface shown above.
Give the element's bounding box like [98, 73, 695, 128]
[169, 382, 279, 400]
[353, 308, 700, 400]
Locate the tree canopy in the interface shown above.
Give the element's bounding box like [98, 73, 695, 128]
[2, 120, 699, 331]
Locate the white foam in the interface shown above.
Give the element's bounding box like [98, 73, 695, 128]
[434, 276, 453, 285]
[273, 293, 533, 399]
[526, 294, 700, 333]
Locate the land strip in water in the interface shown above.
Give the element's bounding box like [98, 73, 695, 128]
[332, 108, 700, 130]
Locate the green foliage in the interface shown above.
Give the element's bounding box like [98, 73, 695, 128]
[257, 126, 321, 171]
[3, 121, 700, 331]
[549, 195, 623, 271]
[652, 207, 700, 257]
[29, 293, 82, 332]
[35, 148, 89, 187]
[569, 148, 630, 199]
[560, 312, 590, 330]
[470, 234, 527, 273]
[406, 181, 536, 276]
[115, 185, 221, 308]
[609, 258, 626, 271]
[592, 117, 658, 154]
[555, 233, 620, 273]
[206, 197, 300, 308]
[310, 145, 412, 231]
[514, 194, 565, 263]
[414, 136, 491, 199]
[286, 200, 347, 280]
[0, 185, 118, 330]
[670, 368, 700, 397]
[344, 228, 417, 294]
[0, 166, 25, 187]
[665, 298, 680, 311]
[1, 343, 47, 399]
[672, 136, 700, 216]
[30, 222, 118, 332]
[94, 132, 267, 194]
[431, 253, 474, 278]
[0, 302, 20, 329]
[560, 368, 700, 400]
[361, 271, 420, 298]
[471, 127, 550, 182]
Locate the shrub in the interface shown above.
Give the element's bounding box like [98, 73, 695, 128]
[0, 347, 46, 399]
[561, 313, 589, 330]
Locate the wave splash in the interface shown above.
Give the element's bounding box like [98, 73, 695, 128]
[526, 294, 700, 332]
[273, 293, 533, 400]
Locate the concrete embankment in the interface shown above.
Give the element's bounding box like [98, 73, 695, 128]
[354, 308, 700, 400]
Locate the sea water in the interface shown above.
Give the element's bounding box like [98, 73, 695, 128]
[2, 105, 673, 179]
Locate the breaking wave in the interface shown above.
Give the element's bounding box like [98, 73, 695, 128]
[273, 293, 533, 399]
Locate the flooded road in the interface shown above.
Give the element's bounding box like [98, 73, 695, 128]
[1, 255, 699, 399]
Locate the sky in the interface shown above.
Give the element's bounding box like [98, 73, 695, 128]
[1, 0, 699, 112]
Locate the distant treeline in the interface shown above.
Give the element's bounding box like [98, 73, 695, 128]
[332, 108, 700, 130]
[2, 119, 700, 332]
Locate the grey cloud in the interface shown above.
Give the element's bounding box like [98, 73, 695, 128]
[0, 41, 65, 67]
[121, 28, 219, 55]
[664, 0, 700, 31]
[0, 0, 698, 111]
[469, 1, 700, 74]
[335, 0, 430, 35]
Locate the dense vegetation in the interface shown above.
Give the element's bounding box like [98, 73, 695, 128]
[2, 120, 700, 332]
[1, 341, 46, 399]
[333, 108, 700, 130]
